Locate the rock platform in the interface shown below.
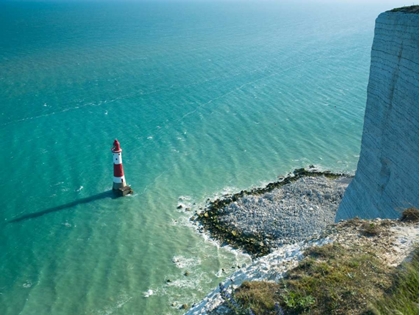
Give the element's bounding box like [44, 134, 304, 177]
[192, 168, 352, 257]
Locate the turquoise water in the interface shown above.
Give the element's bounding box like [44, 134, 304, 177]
[0, 1, 395, 314]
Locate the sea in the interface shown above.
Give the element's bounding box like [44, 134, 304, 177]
[0, 1, 407, 314]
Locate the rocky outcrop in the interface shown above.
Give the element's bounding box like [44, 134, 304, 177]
[336, 8, 419, 221]
[193, 168, 351, 257]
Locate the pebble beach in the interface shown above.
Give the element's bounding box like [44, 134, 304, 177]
[192, 168, 352, 256]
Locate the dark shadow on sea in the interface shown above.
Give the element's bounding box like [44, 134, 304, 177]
[9, 191, 116, 223]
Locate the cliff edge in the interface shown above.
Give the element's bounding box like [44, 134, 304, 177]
[336, 8, 419, 221]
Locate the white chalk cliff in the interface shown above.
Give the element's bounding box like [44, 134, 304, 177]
[336, 9, 419, 221]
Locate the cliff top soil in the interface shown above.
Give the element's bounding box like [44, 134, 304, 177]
[390, 5, 419, 13]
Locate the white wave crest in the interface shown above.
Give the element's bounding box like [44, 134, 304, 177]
[171, 256, 201, 269]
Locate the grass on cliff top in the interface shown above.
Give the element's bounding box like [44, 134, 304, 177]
[225, 212, 419, 315]
[229, 244, 419, 315]
[371, 247, 419, 315]
[390, 5, 419, 13]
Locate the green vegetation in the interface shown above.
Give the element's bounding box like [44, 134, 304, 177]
[228, 281, 280, 313]
[231, 243, 390, 314]
[222, 235, 419, 314]
[215, 210, 419, 315]
[371, 247, 419, 315]
[360, 221, 382, 236]
[401, 207, 419, 222]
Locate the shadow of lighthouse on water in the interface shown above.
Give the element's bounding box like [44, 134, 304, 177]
[10, 139, 134, 224]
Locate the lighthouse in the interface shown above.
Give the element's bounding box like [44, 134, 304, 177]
[111, 139, 133, 196]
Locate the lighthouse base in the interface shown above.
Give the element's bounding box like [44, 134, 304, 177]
[113, 185, 134, 197]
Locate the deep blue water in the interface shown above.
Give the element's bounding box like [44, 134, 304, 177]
[0, 1, 399, 314]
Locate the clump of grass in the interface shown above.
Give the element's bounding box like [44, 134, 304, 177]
[281, 286, 315, 312]
[400, 207, 419, 222]
[232, 281, 281, 314]
[370, 247, 419, 315]
[360, 221, 381, 236]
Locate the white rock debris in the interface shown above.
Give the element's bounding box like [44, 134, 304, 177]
[217, 176, 351, 247]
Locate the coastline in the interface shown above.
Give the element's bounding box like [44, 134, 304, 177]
[186, 217, 418, 314]
[191, 167, 353, 257]
[184, 168, 418, 315]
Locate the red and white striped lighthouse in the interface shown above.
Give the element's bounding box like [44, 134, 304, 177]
[111, 138, 136, 196]
[111, 139, 126, 190]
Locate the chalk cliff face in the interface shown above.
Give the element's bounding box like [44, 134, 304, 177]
[336, 8, 419, 221]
